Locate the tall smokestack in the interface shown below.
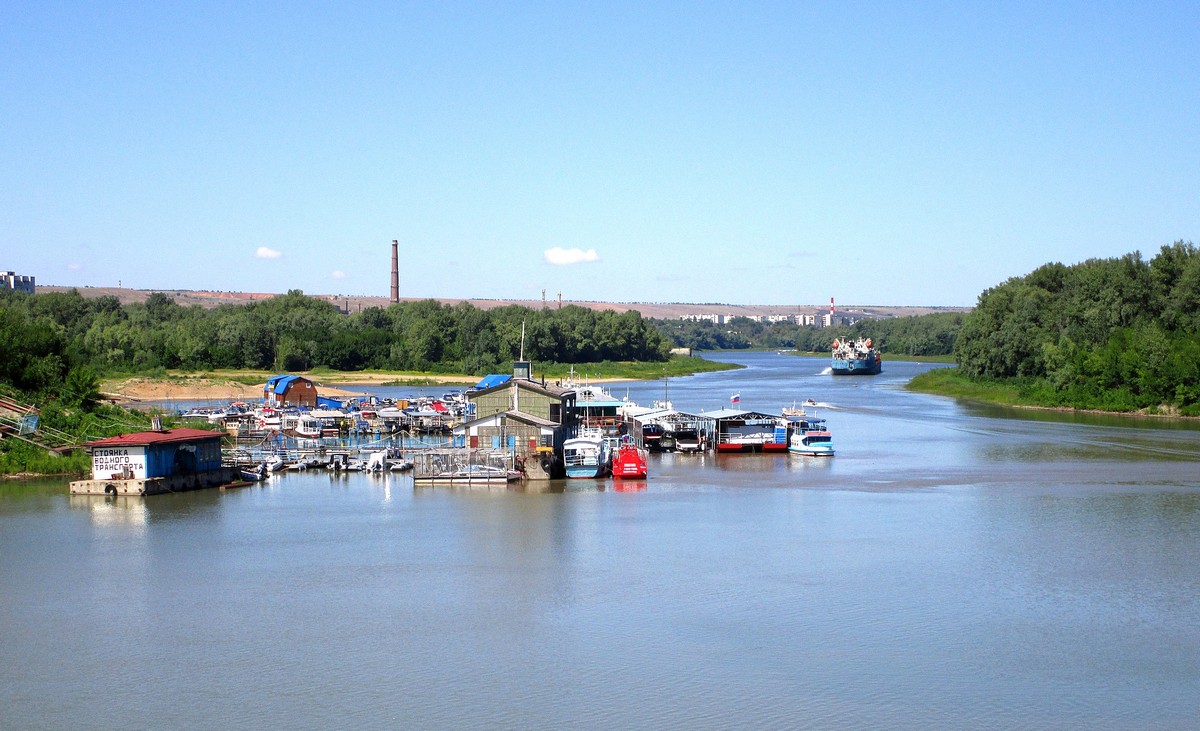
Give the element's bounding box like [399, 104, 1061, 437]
[390, 240, 399, 304]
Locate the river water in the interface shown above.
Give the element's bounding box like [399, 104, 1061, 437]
[2, 352, 1199, 730]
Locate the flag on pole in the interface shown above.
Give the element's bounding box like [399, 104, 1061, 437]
[730, 393, 741, 405]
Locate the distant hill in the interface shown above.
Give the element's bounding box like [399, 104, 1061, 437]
[38, 286, 968, 321]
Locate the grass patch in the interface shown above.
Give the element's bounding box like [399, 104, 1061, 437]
[906, 368, 1024, 404]
[533, 356, 741, 381]
[907, 367, 1200, 418]
[0, 441, 91, 477]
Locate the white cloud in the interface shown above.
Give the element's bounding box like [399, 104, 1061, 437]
[331, 270, 347, 280]
[256, 246, 283, 260]
[544, 247, 600, 265]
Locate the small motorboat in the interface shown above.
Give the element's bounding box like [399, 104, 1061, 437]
[611, 436, 648, 480]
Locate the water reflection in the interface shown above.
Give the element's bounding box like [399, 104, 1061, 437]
[69, 494, 150, 530]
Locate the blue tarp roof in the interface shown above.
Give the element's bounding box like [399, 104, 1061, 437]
[474, 374, 512, 390]
[266, 374, 305, 394]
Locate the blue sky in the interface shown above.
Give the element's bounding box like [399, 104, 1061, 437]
[3, 2, 1197, 307]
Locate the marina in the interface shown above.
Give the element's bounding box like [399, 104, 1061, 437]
[146, 361, 849, 489]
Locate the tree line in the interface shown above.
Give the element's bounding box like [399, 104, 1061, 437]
[0, 289, 671, 388]
[653, 312, 964, 356]
[953, 241, 1200, 414]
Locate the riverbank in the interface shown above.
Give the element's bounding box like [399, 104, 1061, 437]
[100, 358, 739, 405]
[908, 367, 1197, 420]
[100, 376, 369, 404]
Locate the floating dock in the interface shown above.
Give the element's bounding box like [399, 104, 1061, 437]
[69, 427, 238, 496]
[70, 467, 241, 496]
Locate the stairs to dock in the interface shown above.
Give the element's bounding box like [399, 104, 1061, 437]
[0, 395, 79, 454]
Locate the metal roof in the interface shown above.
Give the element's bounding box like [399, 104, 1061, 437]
[87, 428, 223, 448]
[699, 408, 780, 421]
[470, 378, 574, 399]
[265, 374, 310, 395]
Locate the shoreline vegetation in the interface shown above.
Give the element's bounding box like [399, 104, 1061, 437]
[907, 367, 1197, 420]
[101, 357, 741, 404]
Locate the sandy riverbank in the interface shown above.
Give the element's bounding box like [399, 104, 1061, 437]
[101, 377, 367, 404]
[101, 371, 640, 404]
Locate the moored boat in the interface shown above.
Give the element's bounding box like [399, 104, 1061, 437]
[671, 427, 704, 453]
[610, 436, 648, 480]
[831, 337, 882, 375]
[563, 428, 610, 478]
[787, 416, 835, 456]
[641, 422, 667, 452]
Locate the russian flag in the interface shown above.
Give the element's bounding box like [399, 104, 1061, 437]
[730, 393, 741, 404]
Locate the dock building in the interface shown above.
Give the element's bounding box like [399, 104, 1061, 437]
[70, 427, 236, 496]
[264, 375, 318, 408]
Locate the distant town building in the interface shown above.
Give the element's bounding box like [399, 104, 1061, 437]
[678, 313, 728, 325]
[2, 271, 35, 294]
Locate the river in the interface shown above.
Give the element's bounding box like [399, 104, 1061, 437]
[2, 352, 1198, 729]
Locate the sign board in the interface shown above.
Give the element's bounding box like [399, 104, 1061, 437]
[91, 446, 147, 480]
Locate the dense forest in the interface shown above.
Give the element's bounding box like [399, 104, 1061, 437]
[951, 241, 1200, 414]
[656, 312, 964, 356]
[0, 289, 671, 386]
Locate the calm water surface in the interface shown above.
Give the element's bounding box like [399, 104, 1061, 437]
[3, 353, 1199, 730]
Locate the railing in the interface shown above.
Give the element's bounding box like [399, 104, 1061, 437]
[0, 394, 78, 451]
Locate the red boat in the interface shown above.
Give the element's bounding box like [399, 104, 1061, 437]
[611, 437, 648, 480]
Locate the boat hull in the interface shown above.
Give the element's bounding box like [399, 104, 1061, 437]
[788, 445, 835, 456]
[715, 442, 789, 453]
[565, 466, 607, 479]
[563, 435, 610, 478]
[830, 357, 881, 375]
[611, 445, 648, 479]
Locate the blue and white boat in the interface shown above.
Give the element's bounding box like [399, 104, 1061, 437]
[562, 428, 610, 478]
[831, 337, 882, 375]
[787, 416, 835, 456]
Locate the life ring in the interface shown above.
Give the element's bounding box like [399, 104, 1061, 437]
[832, 339, 840, 349]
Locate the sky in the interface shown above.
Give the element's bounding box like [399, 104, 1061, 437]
[3, 2, 1198, 307]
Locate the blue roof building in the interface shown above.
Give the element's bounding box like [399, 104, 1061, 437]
[263, 374, 317, 407]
